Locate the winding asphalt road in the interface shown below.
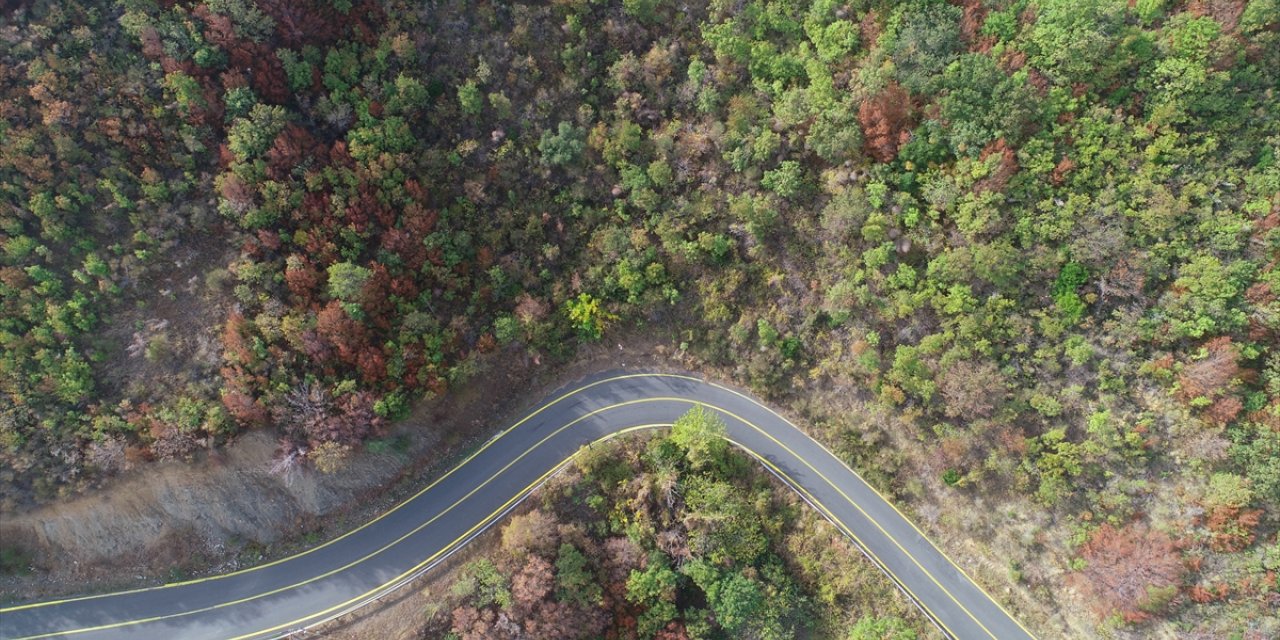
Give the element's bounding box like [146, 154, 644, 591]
[0, 371, 1036, 640]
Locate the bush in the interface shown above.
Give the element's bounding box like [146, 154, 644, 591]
[539, 121, 586, 167]
[761, 160, 805, 198]
[564, 293, 615, 340]
[457, 79, 484, 116]
[0, 546, 32, 575]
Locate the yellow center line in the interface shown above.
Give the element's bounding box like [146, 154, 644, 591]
[690, 376, 1039, 640]
[723, 437, 957, 640]
[9, 399, 668, 640]
[697, 401, 999, 640]
[225, 396, 982, 640]
[1, 372, 657, 614]
[224, 423, 666, 640]
[7, 375, 1034, 640]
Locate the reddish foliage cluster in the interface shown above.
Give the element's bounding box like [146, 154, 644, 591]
[1049, 156, 1076, 185]
[654, 622, 692, 640]
[995, 425, 1029, 455]
[284, 256, 323, 302]
[1245, 278, 1277, 341]
[1188, 582, 1233, 603]
[998, 47, 1028, 73]
[275, 383, 383, 448]
[1187, 0, 1248, 32]
[219, 312, 270, 426]
[0, 266, 29, 292]
[315, 301, 368, 364]
[601, 537, 645, 599]
[135, 0, 389, 132]
[859, 10, 882, 49]
[222, 389, 268, 426]
[952, 0, 994, 51]
[930, 434, 977, 473]
[256, 0, 383, 49]
[1072, 523, 1184, 623]
[378, 204, 438, 272]
[359, 264, 395, 331]
[1205, 505, 1263, 552]
[1026, 67, 1051, 92]
[858, 82, 914, 163]
[514, 293, 550, 324]
[1070, 522, 1177, 622]
[448, 519, 650, 640]
[287, 148, 440, 376]
[1188, 583, 1215, 603]
[450, 575, 609, 640]
[1102, 255, 1148, 302]
[511, 555, 554, 614]
[220, 311, 256, 370]
[265, 124, 323, 179]
[975, 138, 1020, 193]
[1204, 395, 1244, 426]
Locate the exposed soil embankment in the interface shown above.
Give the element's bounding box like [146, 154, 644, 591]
[1, 428, 433, 598]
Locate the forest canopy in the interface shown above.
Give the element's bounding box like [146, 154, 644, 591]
[1, 0, 1278, 636]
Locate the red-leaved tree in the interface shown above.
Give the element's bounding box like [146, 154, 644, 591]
[1072, 523, 1184, 622]
[858, 82, 914, 163]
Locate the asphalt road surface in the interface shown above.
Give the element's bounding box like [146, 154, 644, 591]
[1, 371, 1037, 640]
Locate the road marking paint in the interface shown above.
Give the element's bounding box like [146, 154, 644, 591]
[724, 437, 955, 640]
[0, 372, 656, 614]
[229, 396, 992, 640]
[223, 424, 667, 640]
[6, 375, 1034, 640]
[686, 376, 1039, 640]
[6, 399, 668, 640]
[678, 400, 998, 640]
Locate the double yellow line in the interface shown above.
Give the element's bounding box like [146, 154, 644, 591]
[2, 373, 1035, 640]
[704, 378, 1036, 640]
[3, 373, 649, 619]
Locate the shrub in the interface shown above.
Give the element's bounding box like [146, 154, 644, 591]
[539, 122, 586, 167]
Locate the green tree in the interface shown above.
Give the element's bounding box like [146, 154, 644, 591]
[1164, 255, 1253, 339]
[564, 293, 615, 340]
[806, 101, 863, 163]
[682, 560, 764, 635]
[888, 2, 963, 93]
[163, 71, 206, 115]
[326, 262, 371, 302]
[669, 405, 729, 473]
[277, 49, 313, 92]
[227, 104, 288, 162]
[457, 79, 483, 116]
[389, 73, 428, 114]
[1025, 0, 1124, 86]
[539, 121, 586, 167]
[761, 160, 805, 198]
[451, 558, 511, 608]
[622, 0, 664, 25]
[938, 54, 1039, 155]
[223, 86, 257, 120]
[626, 556, 679, 604]
[555, 543, 601, 605]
